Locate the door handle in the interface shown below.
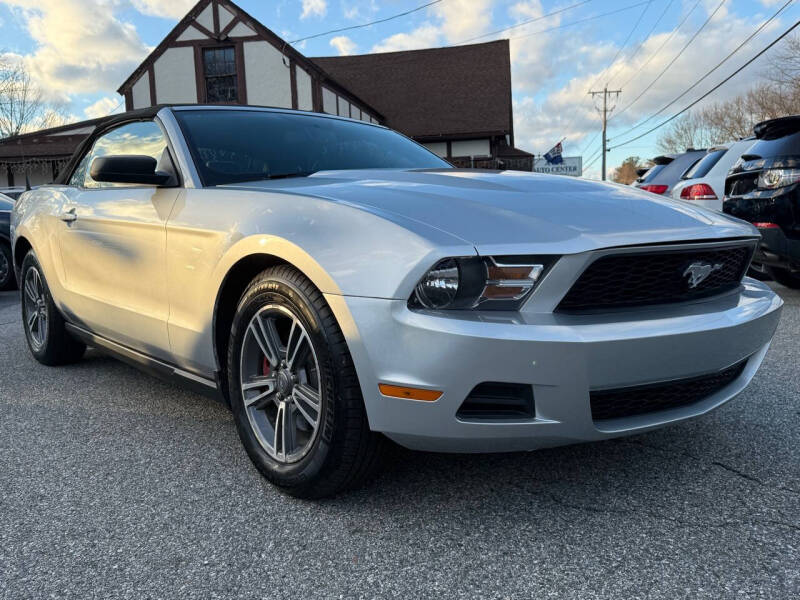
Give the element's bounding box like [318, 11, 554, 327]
[60, 208, 77, 223]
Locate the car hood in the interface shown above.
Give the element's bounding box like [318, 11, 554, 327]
[224, 169, 757, 255]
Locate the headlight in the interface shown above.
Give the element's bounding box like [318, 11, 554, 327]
[757, 168, 800, 190]
[411, 256, 555, 311]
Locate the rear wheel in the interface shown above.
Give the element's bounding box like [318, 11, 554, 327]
[20, 251, 86, 365]
[0, 242, 15, 290]
[767, 266, 800, 289]
[227, 265, 384, 498]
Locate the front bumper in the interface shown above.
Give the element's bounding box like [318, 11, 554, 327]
[328, 279, 782, 452]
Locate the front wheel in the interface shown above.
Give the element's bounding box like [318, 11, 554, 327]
[767, 266, 800, 289]
[227, 265, 384, 498]
[20, 251, 86, 365]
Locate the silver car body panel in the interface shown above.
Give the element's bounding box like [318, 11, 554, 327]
[11, 106, 783, 452]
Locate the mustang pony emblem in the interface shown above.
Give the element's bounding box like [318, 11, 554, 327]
[683, 261, 723, 288]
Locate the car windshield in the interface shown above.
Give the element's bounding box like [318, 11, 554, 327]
[682, 149, 726, 179]
[746, 129, 800, 159]
[174, 109, 451, 186]
[639, 164, 666, 183]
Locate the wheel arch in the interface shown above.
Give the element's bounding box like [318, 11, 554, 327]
[211, 241, 352, 403]
[12, 234, 32, 274]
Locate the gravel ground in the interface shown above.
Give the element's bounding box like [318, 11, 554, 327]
[0, 284, 798, 599]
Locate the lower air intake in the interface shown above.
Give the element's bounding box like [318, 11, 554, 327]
[590, 360, 748, 422]
[457, 382, 534, 420]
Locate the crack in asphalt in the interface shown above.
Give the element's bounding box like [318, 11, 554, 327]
[620, 438, 800, 496]
[542, 492, 800, 533]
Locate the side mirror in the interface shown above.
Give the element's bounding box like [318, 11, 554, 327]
[89, 155, 173, 186]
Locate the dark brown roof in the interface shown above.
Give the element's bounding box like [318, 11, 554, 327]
[0, 117, 108, 160]
[311, 40, 512, 140]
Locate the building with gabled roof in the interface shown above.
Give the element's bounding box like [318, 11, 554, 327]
[0, 0, 531, 187]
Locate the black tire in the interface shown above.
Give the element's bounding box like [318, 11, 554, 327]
[747, 263, 772, 282]
[20, 251, 86, 365]
[227, 265, 384, 498]
[0, 242, 15, 291]
[767, 266, 800, 289]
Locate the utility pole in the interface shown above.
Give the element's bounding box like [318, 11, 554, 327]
[588, 86, 621, 181]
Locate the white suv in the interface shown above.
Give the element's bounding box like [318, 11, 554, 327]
[671, 139, 755, 211]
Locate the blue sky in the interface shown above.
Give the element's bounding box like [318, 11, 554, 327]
[0, 0, 796, 177]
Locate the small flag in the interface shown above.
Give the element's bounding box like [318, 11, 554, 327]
[544, 142, 563, 165]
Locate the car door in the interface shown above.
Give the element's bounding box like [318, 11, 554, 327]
[57, 120, 181, 358]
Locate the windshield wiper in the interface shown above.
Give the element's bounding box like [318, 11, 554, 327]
[262, 171, 316, 180]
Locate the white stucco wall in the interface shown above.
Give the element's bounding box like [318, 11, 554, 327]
[229, 22, 256, 37]
[424, 142, 448, 157]
[322, 87, 336, 114]
[451, 139, 491, 157]
[218, 4, 235, 30]
[196, 4, 214, 31]
[243, 41, 292, 108]
[295, 66, 313, 111]
[131, 71, 151, 108]
[177, 26, 208, 42]
[154, 47, 197, 104]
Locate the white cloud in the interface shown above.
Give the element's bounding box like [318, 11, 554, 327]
[430, 0, 492, 44]
[371, 24, 440, 53]
[329, 35, 357, 56]
[2, 0, 149, 101]
[301, 0, 327, 19]
[130, 0, 195, 19]
[84, 96, 122, 119]
[511, 5, 785, 162]
[370, 0, 491, 52]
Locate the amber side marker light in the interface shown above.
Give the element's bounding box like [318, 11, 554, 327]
[379, 384, 442, 402]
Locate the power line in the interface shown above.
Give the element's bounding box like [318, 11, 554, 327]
[590, 0, 654, 89]
[503, 1, 653, 43]
[458, 0, 594, 45]
[603, 0, 676, 89]
[612, 0, 728, 121]
[611, 19, 800, 150]
[566, 1, 652, 161]
[616, 0, 703, 91]
[288, 0, 443, 44]
[612, 0, 794, 140]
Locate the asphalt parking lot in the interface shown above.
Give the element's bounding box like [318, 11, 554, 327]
[0, 286, 798, 600]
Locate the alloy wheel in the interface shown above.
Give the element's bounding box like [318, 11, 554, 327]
[23, 266, 48, 351]
[239, 305, 323, 463]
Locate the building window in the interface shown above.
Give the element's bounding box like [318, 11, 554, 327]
[203, 47, 238, 103]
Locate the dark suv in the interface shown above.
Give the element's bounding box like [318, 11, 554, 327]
[724, 115, 800, 288]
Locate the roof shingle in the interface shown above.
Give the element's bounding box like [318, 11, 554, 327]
[311, 40, 512, 140]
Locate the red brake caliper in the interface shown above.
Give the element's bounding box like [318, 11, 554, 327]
[262, 356, 270, 376]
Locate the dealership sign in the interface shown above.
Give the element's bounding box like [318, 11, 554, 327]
[533, 156, 583, 177]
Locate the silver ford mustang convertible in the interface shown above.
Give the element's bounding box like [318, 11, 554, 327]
[11, 106, 782, 497]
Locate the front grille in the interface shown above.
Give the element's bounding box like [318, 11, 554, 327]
[557, 243, 753, 312]
[457, 382, 534, 420]
[590, 359, 747, 421]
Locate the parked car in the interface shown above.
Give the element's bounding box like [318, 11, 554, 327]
[0, 187, 28, 201]
[671, 139, 756, 211]
[633, 149, 707, 196]
[724, 115, 800, 288]
[0, 193, 18, 290]
[12, 106, 782, 498]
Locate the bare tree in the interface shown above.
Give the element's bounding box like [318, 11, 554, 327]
[0, 57, 68, 138]
[657, 33, 800, 154]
